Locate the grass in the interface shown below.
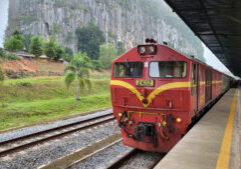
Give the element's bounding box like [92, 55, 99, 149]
[4, 71, 110, 85]
[0, 75, 111, 130]
[0, 94, 110, 130]
[4, 76, 65, 85]
[1, 77, 110, 103]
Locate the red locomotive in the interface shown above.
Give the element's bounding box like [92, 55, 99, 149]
[110, 39, 232, 152]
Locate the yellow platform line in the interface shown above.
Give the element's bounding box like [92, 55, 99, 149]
[215, 89, 238, 169]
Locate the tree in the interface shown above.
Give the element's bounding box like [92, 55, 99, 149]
[117, 41, 125, 56]
[99, 43, 117, 69]
[4, 30, 25, 52]
[4, 38, 24, 52]
[76, 23, 105, 60]
[92, 60, 103, 71]
[44, 37, 66, 60]
[55, 45, 65, 61]
[63, 47, 74, 62]
[10, 30, 24, 41]
[29, 36, 44, 57]
[23, 34, 33, 51]
[65, 52, 92, 100]
[44, 37, 57, 59]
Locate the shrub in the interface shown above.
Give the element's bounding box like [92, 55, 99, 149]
[29, 36, 44, 57]
[99, 43, 117, 69]
[17, 82, 32, 87]
[44, 36, 65, 60]
[92, 60, 103, 71]
[44, 37, 57, 59]
[4, 54, 21, 60]
[0, 49, 21, 60]
[0, 62, 5, 83]
[63, 47, 74, 62]
[4, 37, 24, 52]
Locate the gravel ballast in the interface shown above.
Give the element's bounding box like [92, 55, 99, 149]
[71, 141, 133, 169]
[119, 151, 163, 169]
[0, 113, 119, 169]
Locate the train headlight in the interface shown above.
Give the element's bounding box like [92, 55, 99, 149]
[176, 118, 182, 123]
[148, 46, 155, 53]
[148, 45, 157, 55]
[138, 45, 157, 55]
[138, 46, 146, 55]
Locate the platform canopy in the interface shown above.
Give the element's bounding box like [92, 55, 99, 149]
[164, 0, 241, 77]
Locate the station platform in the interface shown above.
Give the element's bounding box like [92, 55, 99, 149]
[154, 88, 241, 169]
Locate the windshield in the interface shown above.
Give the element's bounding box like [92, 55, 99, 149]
[149, 61, 187, 78]
[114, 62, 143, 77]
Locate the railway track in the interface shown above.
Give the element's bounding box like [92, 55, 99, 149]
[106, 149, 165, 169]
[66, 139, 123, 168]
[38, 133, 123, 169]
[0, 112, 115, 157]
[39, 135, 163, 169]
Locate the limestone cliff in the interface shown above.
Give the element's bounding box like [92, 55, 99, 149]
[6, 0, 204, 60]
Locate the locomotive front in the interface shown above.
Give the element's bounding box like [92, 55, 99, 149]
[110, 41, 192, 152]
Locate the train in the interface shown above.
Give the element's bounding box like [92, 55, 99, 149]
[110, 39, 234, 152]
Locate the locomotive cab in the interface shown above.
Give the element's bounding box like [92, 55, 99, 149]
[111, 42, 193, 152]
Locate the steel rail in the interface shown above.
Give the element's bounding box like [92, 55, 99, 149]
[0, 113, 113, 145]
[106, 149, 165, 169]
[106, 149, 139, 169]
[0, 114, 115, 157]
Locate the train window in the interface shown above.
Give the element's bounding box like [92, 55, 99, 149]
[149, 61, 187, 78]
[114, 62, 143, 77]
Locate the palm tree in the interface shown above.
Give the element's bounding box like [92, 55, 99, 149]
[65, 52, 92, 100]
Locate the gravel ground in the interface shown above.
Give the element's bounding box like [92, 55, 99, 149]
[0, 120, 119, 169]
[71, 141, 133, 169]
[119, 151, 162, 169]
[0, 109, 112, 142]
